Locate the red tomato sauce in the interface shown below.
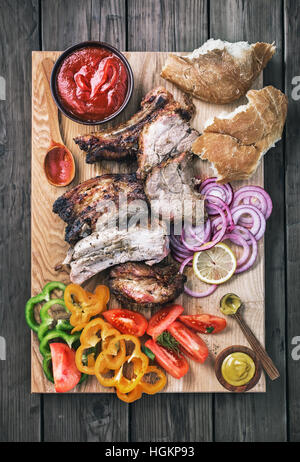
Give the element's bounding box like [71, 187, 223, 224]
[44, 145, 74, 186]
[56, 47, 128, 122]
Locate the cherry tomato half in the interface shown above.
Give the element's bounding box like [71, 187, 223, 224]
[167, 321, 209, 363]
[145, 339, 189, 379]
[147, 304, 184, 339]
[50, 343, 81, 393]
[102, 309, 148, 337]
[179, 314, 227, 334]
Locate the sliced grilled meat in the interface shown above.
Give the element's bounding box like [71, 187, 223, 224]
[64, 222, 169, 285]
[109, 262, 186, 310]
[53, 174, 146, 245]
[73, 87, 195, 163]
[137, 111, 199, 180]
[145, 151, 205, 225]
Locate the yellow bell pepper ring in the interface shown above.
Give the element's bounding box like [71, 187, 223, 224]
[116, 386, 143, 403]
[75, 317, 121, 375]
[64, 284, 109, 332]
[139, 366, 167, 394]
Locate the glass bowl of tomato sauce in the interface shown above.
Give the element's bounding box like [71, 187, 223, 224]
[50, 41, 134, 125]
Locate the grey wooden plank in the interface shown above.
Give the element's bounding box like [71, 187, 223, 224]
[127, 0, 212, 442]
[127, 0, 208, 51]
[284, 0, 300, 442]
[41, 0, 92, 50]
[43, 394, 129, 442]
[41, 0, 129, 442]
[91, 0, 126, 50]
[210, 0, 287, 442]
[0, 0, 41, 442]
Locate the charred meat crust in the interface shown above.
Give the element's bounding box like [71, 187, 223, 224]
[109, 262, 186, 310]
[53, 173, 147, 245]
[73, 87, 195, 163]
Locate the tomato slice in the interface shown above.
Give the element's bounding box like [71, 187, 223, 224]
[179, 314, 227, 334]
[102, 309, 148, 337]
[145, 339, 189, 379]
[147, 304, 184, 339]
[50, 343, 81, 393]
[167, 321, 209, 363]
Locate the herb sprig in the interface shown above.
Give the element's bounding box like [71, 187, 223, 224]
[156, 331, 180, 353]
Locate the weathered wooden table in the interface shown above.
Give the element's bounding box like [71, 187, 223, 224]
[0, 0, 299, 442]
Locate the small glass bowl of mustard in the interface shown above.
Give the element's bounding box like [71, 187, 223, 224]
[215, 345, 262, 392]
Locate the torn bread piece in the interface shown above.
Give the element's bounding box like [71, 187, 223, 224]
[192, 86, 287, 183]
[161, 39, 275, 104]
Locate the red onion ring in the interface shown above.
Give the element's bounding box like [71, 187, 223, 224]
[231, 205, 266, 241]
[205, 195, 234, 227]
[232, 227, 258, 274]
[199, 179, 233, 209]
[188, 220, 211, 244]
[179, 256, 218, 298]
[233, 185, 273, 220]
[182, 204, 227, 252]
[222, 232, 250, 267]
[172, 253, 193, 266]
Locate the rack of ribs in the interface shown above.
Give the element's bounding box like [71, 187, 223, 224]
[73, 87, 196, 163]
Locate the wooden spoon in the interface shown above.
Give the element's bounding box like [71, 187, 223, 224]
[232, 309, 280, 380]
[40, 58, 75, 187]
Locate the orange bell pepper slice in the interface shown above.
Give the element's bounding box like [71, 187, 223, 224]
[116, 366, 167, 403]
[95, 334, 149, 394]
[64, 284, 110, 333]
[75, 318, 125, 375]
[139, 366, 167, 394]
[116, 386, 143, 403]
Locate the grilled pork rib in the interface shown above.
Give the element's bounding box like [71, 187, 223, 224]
[53, 174, 146, 245]
[137, 111, 199, 180]
[64, 222, 169, 285]
[73, 87, 195, 163]
[109, 262, 186, 310]
[145, 151, 205, 225]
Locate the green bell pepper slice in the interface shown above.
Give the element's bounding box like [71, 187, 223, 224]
[39, 329, 87, 384]
[37, 299, 72, 342]
[25, 281, 66, 333]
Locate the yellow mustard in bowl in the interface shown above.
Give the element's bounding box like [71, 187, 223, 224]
[221, 352, 256, 387]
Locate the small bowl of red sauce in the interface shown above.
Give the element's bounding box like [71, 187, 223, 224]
[51, 41, 134, 125]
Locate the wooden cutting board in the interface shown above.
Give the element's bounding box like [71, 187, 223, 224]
[31, 51, 265, 393]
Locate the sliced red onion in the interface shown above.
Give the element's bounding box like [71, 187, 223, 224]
[205, 195, 234, 227]
[231, 205, 266, 241]
[199, 179, 233, 210]
[232, 185, 273, 220]
[189, 219, 211, 244]
[172, 253, 193, 266]
[232, 228, 258, 274]
[179, 256, 218, 298]
[183, 285, 218, 298]
[181, 220, 211, 250]
[222, 232, 250, 267]
[170, 234, 191, 252]
[195, 204, 228, 251]
[198, 177, 217, 189]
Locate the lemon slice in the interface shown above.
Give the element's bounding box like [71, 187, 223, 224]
[193, 243, 237, 285]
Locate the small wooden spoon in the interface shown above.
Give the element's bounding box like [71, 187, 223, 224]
[40, 58, 75, 187]
[232, 309, 280, 380]
[220, 295, 280, 381]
